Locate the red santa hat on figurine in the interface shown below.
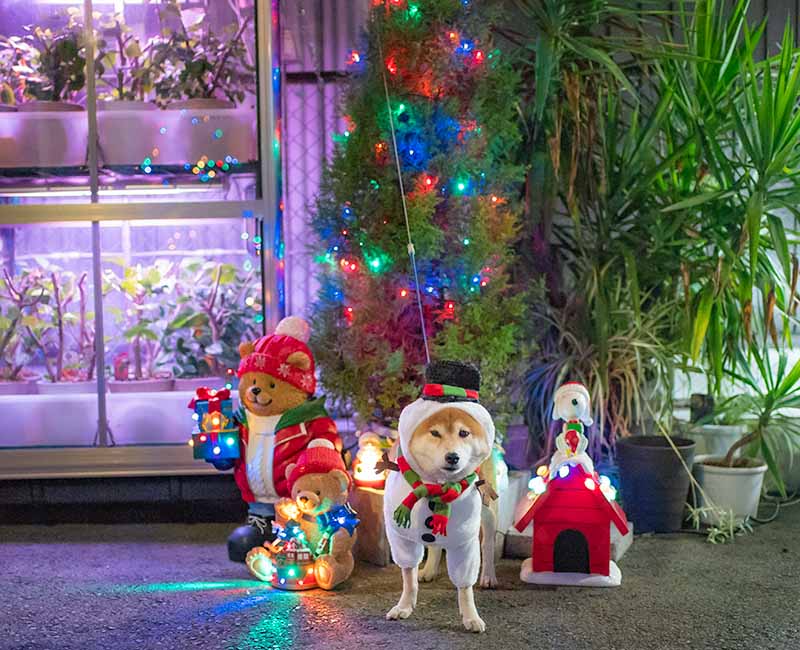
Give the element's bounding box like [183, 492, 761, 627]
[287, 439, 350, 488]
[237, 316, 316, 395]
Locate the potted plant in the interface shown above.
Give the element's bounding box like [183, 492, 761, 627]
[14, 10, 86, 111]
[0, 36, 21, 111]
[162, 259, 256, 391]
[104, 260, 174, 393]
[688, 396, 750, 457]
[150, 0, 254, 109]
[692, 343, 800, 525]
[0, 268, 45, 394]
[94, 12, 157, 110]
[28, 268, 98, 394]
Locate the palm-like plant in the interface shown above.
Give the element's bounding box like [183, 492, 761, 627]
[719, 347, 800, 498]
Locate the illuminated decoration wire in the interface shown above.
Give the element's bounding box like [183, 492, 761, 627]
[377, 31, 431, 365]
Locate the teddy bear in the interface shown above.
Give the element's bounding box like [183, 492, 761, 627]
[245, 439, 358, 590]
[208, 316, 342, 562]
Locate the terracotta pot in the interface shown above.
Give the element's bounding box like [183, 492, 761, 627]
[166, 98, 235, 110]
[108, 377, 175, 393]
[36, 379, 98, 395]
[17, 101, 84, 112]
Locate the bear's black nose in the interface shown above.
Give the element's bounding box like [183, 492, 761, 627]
[299, 496, 308, 503]
[445, 452, 460, 466]
[251, 386, 261, 395]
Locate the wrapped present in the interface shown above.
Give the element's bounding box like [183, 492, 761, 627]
[188, 387, 240, 461]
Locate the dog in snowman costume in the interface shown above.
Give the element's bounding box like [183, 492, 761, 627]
[384, 360, 495, 633]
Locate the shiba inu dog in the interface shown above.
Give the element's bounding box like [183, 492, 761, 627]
[383, 361, 496, 633]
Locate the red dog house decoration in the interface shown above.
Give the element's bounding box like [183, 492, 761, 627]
[515, 464, 629, 587]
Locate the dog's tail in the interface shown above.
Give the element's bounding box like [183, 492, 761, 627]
[478, 446, 500, 514]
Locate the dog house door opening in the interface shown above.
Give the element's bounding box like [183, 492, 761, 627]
[553, 529, 590, 573]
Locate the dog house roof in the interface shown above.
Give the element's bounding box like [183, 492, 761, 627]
[515, 465, 629, 535]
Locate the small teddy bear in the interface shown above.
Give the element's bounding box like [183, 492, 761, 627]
[246, 439, 358, 590]
[208, 316, 342, 563]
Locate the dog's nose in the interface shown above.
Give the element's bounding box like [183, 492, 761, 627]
[571, 398, 578, 406]
[445, 452, 460, 466]
[251, 386, 261, 395]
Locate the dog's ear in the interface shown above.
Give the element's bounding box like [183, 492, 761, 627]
[286, 350, 311, 371]
[239, 341, 255, 358]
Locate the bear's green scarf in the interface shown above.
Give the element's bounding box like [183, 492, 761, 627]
[393, 455, 477, 536]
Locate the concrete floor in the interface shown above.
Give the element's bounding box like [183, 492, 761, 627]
[1, 507, 799, 650]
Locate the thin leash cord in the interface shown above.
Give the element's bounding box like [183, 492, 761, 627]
[377, 34, 431, 365]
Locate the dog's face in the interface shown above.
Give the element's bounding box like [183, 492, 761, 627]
[407, 407, 491, 483]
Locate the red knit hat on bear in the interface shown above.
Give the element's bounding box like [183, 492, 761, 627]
[237, 316, 316, 395]
[287, 439, 350, 488]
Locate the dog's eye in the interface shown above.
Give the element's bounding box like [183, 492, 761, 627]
[270, 382, 276, 389]
[252, 379, 257, 385]
[459, 429, 471, 438]
[430, 429, 441, 438]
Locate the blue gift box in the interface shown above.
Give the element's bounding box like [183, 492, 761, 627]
[188, 387, 240, 461]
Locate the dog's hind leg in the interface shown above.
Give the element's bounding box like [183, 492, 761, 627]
[418, 546, 442, 582]
[479, 503, 498, 589]
[386, 566, 418, 620]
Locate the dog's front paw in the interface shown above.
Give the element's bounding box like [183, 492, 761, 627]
[479, 571, 498, 589]
[386, 604, 414, 620]
[462, 613, 486, 633]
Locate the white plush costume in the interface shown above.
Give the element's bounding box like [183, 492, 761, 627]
[383, 398, 495, 588]
[548, 382, 595, 477]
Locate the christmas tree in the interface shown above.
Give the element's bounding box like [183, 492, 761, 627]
[309, 0, 530, 425]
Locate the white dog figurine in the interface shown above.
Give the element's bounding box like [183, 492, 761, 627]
[548, 381, 594, 477]
[383, 361, 495, 633]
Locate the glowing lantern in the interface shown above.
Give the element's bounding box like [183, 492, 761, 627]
[352, 432, 388, 489]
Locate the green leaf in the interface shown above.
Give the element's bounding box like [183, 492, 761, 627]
[690, 286, 714, 361]
[767, 214, 791, 282]
[761, 437, 786, 498]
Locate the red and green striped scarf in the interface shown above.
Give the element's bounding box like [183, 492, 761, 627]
[393, 455, 478, 536]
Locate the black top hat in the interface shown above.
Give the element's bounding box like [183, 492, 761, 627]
[422, 360, 481, 403]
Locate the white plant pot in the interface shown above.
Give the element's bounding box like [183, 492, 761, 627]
[97, 100, 157, 111]
[96, 105, 255, 167]
[689, 424, 748, 457]
[0, 109, 87, 167]
[166, 98, 235, 110]
[17, 101, 84, 112]
[693, 454, 767, 525]
[173, 376, 225, 392]
[36, 380, 98, 395]
[108, 377, 175, 393]
[0, 380, 37, 395]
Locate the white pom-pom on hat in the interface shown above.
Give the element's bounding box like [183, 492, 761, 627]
[307, 438, 335, 450]
[275, 316, 311, 343]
